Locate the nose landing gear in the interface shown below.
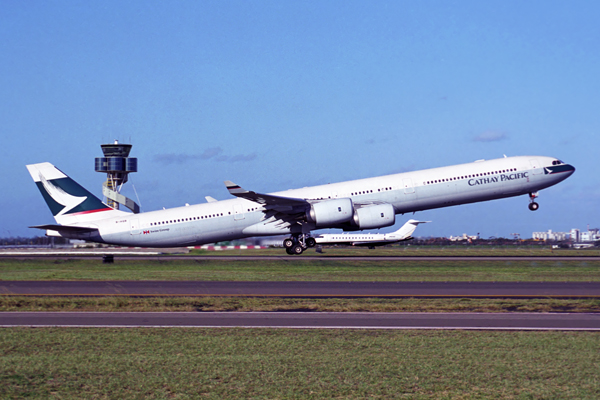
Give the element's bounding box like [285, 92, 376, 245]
[283, 234, 316, 255]
[528, 192, 539, 211]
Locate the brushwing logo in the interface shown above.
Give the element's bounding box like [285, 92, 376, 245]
[39, 173, 87, 216]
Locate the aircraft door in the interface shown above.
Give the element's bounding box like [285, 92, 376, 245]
[403, 178, 415, 194]
[233, 204, 245, 220]
[402, 177, 417, 205]
[529, 159, 543, 175]
[130, 218, 141, 235]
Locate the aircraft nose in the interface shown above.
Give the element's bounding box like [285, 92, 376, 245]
[546, 163, 575, 177]
[566, 164, 575, 174]
[562, 164, 576, 177]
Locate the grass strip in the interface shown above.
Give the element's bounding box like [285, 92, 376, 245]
[188, 245, 600, 257]
[1, 328, 599, 399]
[189, 244, 600, 257]
[3, 296, 600, 313]
[1, 258, 600, 281]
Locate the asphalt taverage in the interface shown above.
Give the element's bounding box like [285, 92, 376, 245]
[2, 281, 600, 298]
[2, 311, 600, 330]
[3, 279, 600, 331]
[1, 254, 599, 262]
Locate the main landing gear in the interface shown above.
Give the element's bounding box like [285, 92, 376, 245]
[283, 234, 316, 255]
[528, 192, 539, 211]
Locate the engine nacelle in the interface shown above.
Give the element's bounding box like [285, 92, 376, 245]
[306, 198, 354, 227]
[352, 203, 395, 230]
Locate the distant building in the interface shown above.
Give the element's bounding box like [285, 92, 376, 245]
[570, 229, 580, 242]
[532, 230, 567, 242]
[448, 233, 479, 242]
[532, 227, 599, 242]
[580, 230, 600, 242]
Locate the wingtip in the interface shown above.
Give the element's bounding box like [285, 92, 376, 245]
[224, 180, 242, 189]
[225, 180, 246, 195]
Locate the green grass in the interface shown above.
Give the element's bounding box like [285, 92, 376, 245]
[3, 256, 599, 313]
[1, 257, 600, 281]
[3, 251, 598, 398]
[189, 245, 600, 257]
[3, 296, 600, 313]
[1, 328, 599, 399]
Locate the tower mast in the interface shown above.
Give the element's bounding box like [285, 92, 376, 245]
[94, 140, 139, 213]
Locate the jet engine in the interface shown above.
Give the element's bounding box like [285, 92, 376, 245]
[352, 203, 395, 230]
[306, 198, 354, 227]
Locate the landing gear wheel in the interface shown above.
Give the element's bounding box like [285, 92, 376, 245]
[285, 247, 295, 255]
[283, 238, 295, 249]
[306, 237, 316, 248]
[291, 244, 304, 255]
[528, 192, 540, 211]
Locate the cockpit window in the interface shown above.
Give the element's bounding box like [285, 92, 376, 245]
[552, 160, 564, 165]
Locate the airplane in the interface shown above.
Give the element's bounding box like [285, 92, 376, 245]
[26, 155, 575, 255]
[315, 219, 429, 249]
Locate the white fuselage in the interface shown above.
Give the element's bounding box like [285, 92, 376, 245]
[72, 155, 573, 247]
[315, 219, 428, 247]
[315, 232, 396, 246]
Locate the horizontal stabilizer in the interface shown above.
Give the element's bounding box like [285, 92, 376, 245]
[29, 224, 98, 233]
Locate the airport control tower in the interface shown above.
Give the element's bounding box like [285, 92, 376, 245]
[95, 141, 140, 213]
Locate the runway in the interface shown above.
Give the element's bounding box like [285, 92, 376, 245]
[2, 311, 599, 330]
[2, 281, 600, 298]
[1, 254, 599, 262]
[158, 255, 600, 262]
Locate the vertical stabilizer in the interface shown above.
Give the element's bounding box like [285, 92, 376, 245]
[387, 219, 430, 240]
[27, 162, 129, 226]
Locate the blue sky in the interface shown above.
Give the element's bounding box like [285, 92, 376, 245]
[1, 0, 598, 238]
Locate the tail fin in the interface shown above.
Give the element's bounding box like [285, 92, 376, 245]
[391, 219, 430, 240]
[27, 162, 129, 226]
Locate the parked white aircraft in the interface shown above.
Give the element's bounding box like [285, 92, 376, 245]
[27, 155, 574, 254]
[315, 219, 429, 249]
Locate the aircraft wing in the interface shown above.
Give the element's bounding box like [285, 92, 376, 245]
[224, 181, 310, 213]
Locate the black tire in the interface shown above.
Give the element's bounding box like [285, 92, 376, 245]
[283, 238, 295, 249]
[285, 247, 295, 255]
[306, 237, 316, 248]
[292, 244, 304, 255]
[529, 202, 539, 211]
